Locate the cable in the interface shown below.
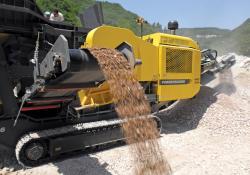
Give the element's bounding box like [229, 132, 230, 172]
[14, 32, 41, 126]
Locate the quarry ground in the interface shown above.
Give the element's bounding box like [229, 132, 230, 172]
[0, 54, 250, 175]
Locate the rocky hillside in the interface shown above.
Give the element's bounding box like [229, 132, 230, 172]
[213, 19, 250, 56]
[178, 19, 250, 56]
[177, 28, 230, 51]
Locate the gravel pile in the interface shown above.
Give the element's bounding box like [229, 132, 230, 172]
[0, 53, 249, 175]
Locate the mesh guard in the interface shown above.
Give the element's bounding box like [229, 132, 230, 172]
[166, 49, 193, 73]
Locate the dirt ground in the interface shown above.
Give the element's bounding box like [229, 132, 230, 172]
[0, 54, 250, 175]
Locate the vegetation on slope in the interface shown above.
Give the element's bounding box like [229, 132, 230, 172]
[36, 0, 162, 35]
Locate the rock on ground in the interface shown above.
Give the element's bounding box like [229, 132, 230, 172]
[0, 53, 250, 175]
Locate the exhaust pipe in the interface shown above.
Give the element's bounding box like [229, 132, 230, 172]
[168, 20, 179, 35]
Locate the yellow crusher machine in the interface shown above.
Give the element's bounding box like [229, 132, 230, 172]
[0, 1, 235, 167]
[78, 25, 201, 109]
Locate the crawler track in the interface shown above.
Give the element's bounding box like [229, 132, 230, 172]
[16, 116, 161, 167]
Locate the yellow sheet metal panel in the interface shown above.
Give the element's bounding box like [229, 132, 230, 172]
[78, 82, 113, 108]
[136, 40, 158, 81]
[157, 45, 201, 101]
[83, 25, 138, 54]
[83, 25, 159, 81]
[143, 34, 161, 47]
[143, 33, 200, 50]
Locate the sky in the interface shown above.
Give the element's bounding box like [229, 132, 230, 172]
[103, 0, 250, 29]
